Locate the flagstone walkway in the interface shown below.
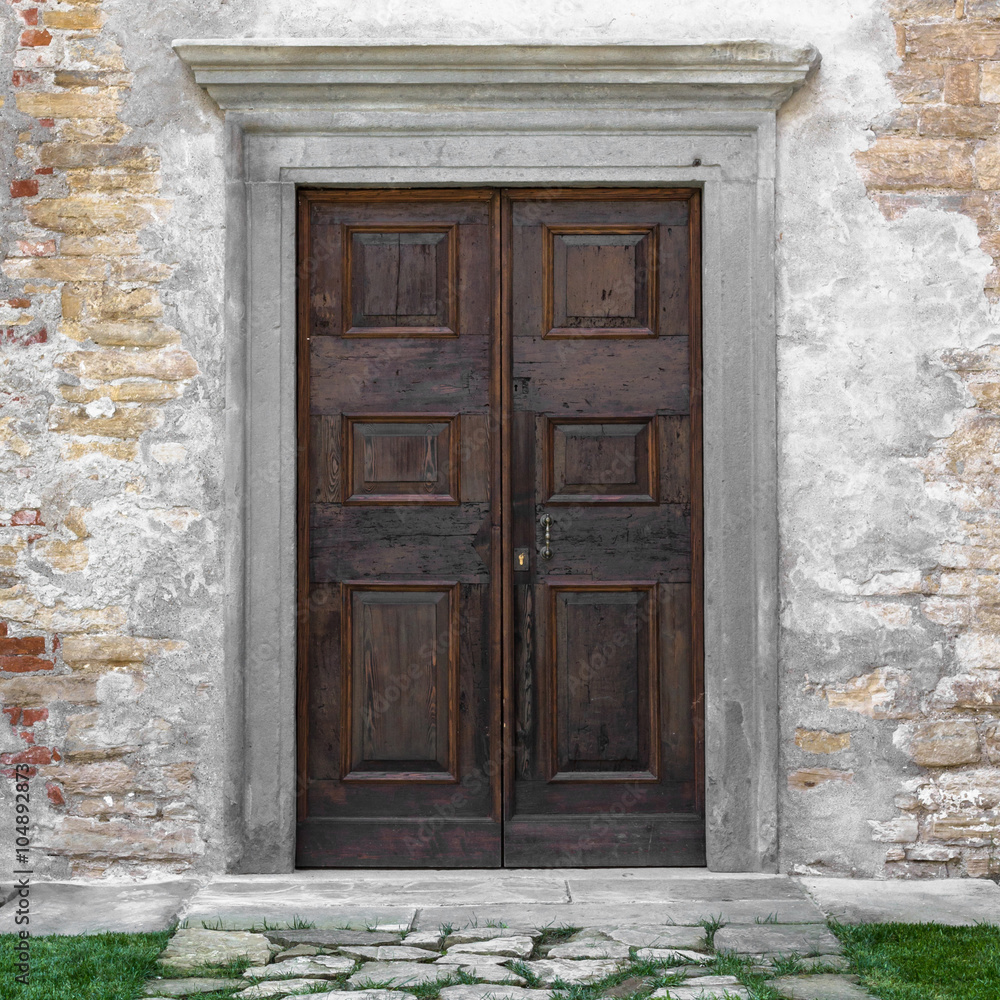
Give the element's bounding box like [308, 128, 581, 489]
[2, 870, 997, 999]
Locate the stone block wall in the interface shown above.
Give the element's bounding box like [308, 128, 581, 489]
[0, 0, 215, 877]
[818, 0, 1000, 878]
[0, 0, 998, 880]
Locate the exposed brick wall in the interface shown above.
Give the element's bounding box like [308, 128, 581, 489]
[0, 0, 205, 876]
[849, 0, 1000, 878]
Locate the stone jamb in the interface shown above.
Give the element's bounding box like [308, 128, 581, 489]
[173, 41, 819, 873]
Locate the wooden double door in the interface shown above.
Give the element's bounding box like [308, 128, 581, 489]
[297, 188, 703, 867]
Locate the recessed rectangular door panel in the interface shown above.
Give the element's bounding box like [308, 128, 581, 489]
[298, 190, 500, 866]
[505, 189, 704, 867]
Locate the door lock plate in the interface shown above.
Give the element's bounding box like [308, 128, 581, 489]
[514, 547, 530, 570]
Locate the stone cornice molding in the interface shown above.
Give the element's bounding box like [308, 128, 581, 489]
[172, 40, 820, 113]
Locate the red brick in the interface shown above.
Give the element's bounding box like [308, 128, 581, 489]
[0, 655, 54, 673]
[34, 166, 53, 175]
[10, 178, 38, 199]
[18, 731, 34, 745]
[20, 708, 47, 726]
[46, 782, 64, 806]
[0, 638, 44, 656]
[19, 28, 51, 46]
[20, 8, 37, 25]
[11, 70, 38, 87]
[3, 300, 29, 311]
[2, 767, 36, 779]
[0, 622, 7, 637]
[2, 707, 20, 727]
[1, 328, 46, 347]
[0, 746, 52, 765]
[38, 118, 54, 127]
[11, 509, 42, 526]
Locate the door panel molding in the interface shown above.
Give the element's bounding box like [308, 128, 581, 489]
[174, 41, 820, 873]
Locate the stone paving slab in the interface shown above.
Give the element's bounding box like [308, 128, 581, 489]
[447, 936, 535, 958]
[713, 924, 842, 956]
[0, 879, 198, 935]
[243, 954, 357, 979]
[547, 940, 632, 959]
[348, 961, 472, 987]
[444, 927, 540, 945]
[608, 927, 708, 949]
[342, 945, 441, 961]
[413, 900, 826, 930]
[526, 958, 623, 984]
[436, 961, 528, 983]
[770, 974, 875, 999]
[158, 928, 276, 971]
[269, 929, 403, 947]
[190, 874, 569, 905]
[566, 876, 807, 903]
[142, 979, 244, 996]
[801, 876, 1000, 926]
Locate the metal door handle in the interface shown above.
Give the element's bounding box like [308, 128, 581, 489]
[540, 514, 553, 560]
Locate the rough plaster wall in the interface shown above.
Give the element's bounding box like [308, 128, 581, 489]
[0, 0, 996, 878]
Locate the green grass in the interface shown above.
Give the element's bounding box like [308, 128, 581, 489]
[832, 921, 1000, 1000]
[0, 930, 171, 1000]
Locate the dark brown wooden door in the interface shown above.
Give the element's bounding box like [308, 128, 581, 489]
[502, 190, 703, 866]
[297, 190, 502, 866]
[297, 188, 702, 868]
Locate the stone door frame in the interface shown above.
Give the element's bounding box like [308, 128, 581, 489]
[173, 40, 819, 873]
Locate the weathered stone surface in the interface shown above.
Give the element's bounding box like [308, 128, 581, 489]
[787, 768, 854, 791]
[267, 930, 402, 948]
[235, 981, 333, 999]
[0, 881, 196, 935]
[444, 928, 539, 946]
[275, 946, 322, 960]
[524, 959, 622, 985]
[142, 980, 243, 997]
[609, 928, 708, 950]
[898, 721, 982, 767]
[794, 728, 851, 754]
[341, 945, 439, 961]
[801, 876, 1000, 925]
[404, 930, 444, 950]
[712, 925, 841, 957]
[349, 962, 465, 987]
[769, 975, 873, 999]
[243, 954, 355, 979]
[439, 987, 553, 1000]
[157, 929, 274, 971]
[651, 978, 749, 1000]
[448, 936, 535, 958]
[420, 902, 824, 933]
[547, 941, 631, 959]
